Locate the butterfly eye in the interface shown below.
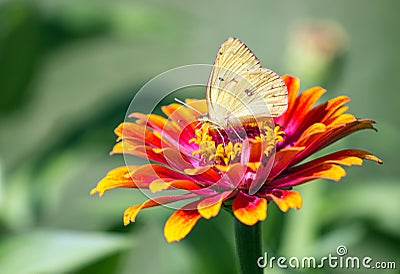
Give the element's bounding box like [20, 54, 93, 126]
[218, 77, 224, 81]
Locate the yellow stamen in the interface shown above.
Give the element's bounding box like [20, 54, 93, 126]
[191, 122, 284, 166]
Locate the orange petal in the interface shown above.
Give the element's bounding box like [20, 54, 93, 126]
[184, 166, 211, 175]
[185, 99, 207, 114]
[130, 112, 197, 157]
[246, 162, 261, 172]
[327, 149, 383, 165]
[131, 164, 189, 184]
[111, 140, 139, 154]
[330, 106, 349, 119]
[268, 190, 302, 212]
[124, 194, 197, 225]
[294, 123, 327, 147]
[112, 142, 171, 165]
[296, 86, 326, 113]
[149, 179, 171, 192]
[114, 122, 162, 147]
[292, 119, 376, 164]
[197, 191, 232, 219]
[304, 96, 351, 126]
[214, 165, 230, 172]
[241, 139, 263, 163]
[302, 164, 346, 181]
[269, 147, 305, 178]
[162, 103, 199, 125]
[129, 113, 169, 129]
[326, 113, 356, 128]
[277, 84, 326, 135]
[164, 202, 202, 242]
[271, 148, 382, 189]
[184, 166, 222, 184]
[90, 166, 139, 196]
[293, 149, 383, 171]
[232, 191, 267, 225]
[149, 179, 202, 192]
[271, 163, 346, 188]
[130, 113, 182, 139]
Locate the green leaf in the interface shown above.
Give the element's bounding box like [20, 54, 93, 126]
[0, 2, 43, 113]
[0, 229, 132, 274]
[321, 180, 400, 236]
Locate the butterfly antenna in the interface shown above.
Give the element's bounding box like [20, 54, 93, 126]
[174, 98, 203, 115]
[192, 120, 205, 130]
[193, 120, 201, 128]
[214, 127, 225, 144]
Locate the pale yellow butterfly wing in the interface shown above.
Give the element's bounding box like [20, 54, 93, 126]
[206, 38, 262, 121]
[224, 68, 288, 125]
[206, 38, 287, 127]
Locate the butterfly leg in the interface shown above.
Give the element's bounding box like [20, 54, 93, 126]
[225, 117, 244, 142]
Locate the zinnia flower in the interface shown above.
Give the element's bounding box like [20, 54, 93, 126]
[91, 75, 382, 243]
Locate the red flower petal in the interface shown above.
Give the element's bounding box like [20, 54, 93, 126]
[152, 147, 195, 171]
[276, 77, 326, 139]
[275, 75, 300, 127]
[232, 191, 267, 225]
[286, 86, 326, 133]
[250, 159, 274, 194]
[184, 166, 222, 186]
[269, 147, 305, 179]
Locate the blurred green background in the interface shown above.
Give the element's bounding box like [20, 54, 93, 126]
[0, 0, 399, 273]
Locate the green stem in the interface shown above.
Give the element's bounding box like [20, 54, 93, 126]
[234, 218, 263, 274]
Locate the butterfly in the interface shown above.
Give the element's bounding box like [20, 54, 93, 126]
[202, 37, 288, 128]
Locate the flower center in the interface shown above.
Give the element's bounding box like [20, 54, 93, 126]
[190, 122, 284, 166]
